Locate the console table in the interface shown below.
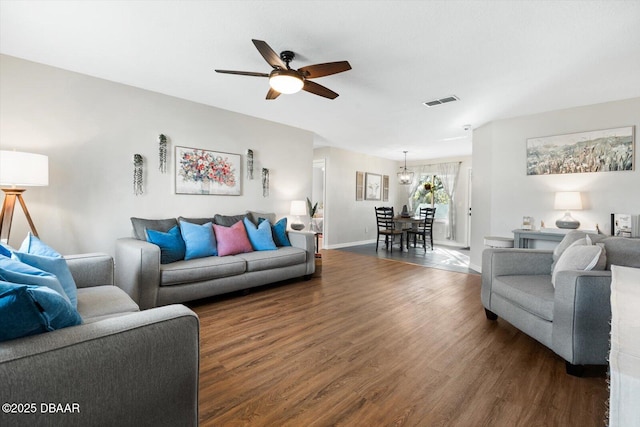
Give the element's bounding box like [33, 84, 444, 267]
[512, 229, 566, 248]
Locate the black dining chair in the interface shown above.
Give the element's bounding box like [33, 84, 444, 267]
[406, 207, 436, 251]
[375, 207, 404, 252]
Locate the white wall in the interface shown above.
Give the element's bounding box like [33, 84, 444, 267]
[314, 146, 398, 248]
[0, 55, 314, 255]
[471, 97, 640, 271]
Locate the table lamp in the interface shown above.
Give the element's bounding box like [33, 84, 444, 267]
[0, 150, 49, 243]
[290, 200, 307, 231]
[554, 191, 582, 229]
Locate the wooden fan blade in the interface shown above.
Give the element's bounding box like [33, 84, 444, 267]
[266, 87, 281, 100]
[215, 69, 269, 77]
[298, 61, 352, 79]
[252, 39, 286, 69]
[303, 80, 339, 99]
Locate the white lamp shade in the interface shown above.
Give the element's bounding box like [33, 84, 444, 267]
[269, 70, 304, 94]
[290, 200, 307, 216]
[554, 191, 582, 210]
[0, 150, 49, 187]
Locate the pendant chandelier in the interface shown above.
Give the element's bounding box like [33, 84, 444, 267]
[397, 151, 414, 185]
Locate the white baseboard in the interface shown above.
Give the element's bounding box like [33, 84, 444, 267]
[469, 263, 482, 273]
[325, 239, 376, 250]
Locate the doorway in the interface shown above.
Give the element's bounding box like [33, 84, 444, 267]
[312, 159, 325, 249]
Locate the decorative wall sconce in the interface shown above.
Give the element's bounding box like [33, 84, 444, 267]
[158, 134, 167, 173]
[247, 149, 254, 180]
[261, 168, 269, 197]
[133, 154, 144, 196]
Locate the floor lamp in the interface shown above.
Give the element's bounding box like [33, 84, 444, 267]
[0, 150, 49, 244]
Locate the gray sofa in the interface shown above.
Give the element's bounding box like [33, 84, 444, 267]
[0, 253, 199, 427]
[481, 232, 640, 375]
[115, 216, 316, 309]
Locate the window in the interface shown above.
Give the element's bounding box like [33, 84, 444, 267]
[409, 174, 449, 221]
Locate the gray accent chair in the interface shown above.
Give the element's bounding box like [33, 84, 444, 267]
[481, 234, 640, 376]
[0, 253, 199, 427]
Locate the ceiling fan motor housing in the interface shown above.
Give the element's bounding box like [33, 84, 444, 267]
[279, 50, 295, 66]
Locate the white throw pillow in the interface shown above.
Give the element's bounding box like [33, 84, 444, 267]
[551, 241, 606, 287]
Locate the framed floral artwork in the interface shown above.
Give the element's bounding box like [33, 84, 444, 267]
[175, 146, 241, 195]
[365, 172, 382, 200]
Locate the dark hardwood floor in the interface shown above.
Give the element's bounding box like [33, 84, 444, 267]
[189, 249, 608, 427]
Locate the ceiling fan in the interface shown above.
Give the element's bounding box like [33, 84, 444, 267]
[215, 39, 351, 100]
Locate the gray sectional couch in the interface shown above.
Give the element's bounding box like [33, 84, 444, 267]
[115, 214, 316, 309]
[0, 253, 199, 427]
[482, 231, 640, 375]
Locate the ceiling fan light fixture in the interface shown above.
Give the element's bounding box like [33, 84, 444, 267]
[269, 69, 304, 94]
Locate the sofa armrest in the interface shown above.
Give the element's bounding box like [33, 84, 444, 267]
[287, 231, 316, 275]
[552, 270, 612, 365]
[64, 253, 114, 288]
[115, 238, 161, 310]
[0, 305, 199, 427]
[481, 248, 553, 308]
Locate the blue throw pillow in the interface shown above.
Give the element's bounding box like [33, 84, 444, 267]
[0, 256, 70, 304]
[0, 243, 12, 258]
[179, 220, 217, 260]
[146, 225, 186, 264]
[260, 217, 291, 247]
[16, 233, 78, 308]
[0, 281, 82, 342]
[243, 217, 277, 251]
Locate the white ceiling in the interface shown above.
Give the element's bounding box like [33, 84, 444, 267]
[2, 1, 640, 161]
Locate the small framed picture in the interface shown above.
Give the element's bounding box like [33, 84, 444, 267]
[365, 173, 382, 201]
[522, 216, 533, 230]
[611, 213, 633, 237]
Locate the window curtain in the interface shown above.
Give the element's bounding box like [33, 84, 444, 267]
[435, 161, 461, 240]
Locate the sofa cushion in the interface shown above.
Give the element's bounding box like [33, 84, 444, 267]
[213, 221, 253, 256]
[159, 256, 247, 286]
[603, 237, 640, 269]
[178, 216, 215, 226]
[552, 231, 605, 273]
[14, 233, 78, 308]
[213, 213, 246, 227]
[0, 242, 11, 257]
[492, 275, 555, 321]
[552, 241, 606, 287]
[146, 225, 186, 264]
[236, 247, 307, 272]
[76, 285, 139, 323]
[243, 217, 277, 251]
[0, 281, 82, 342]
[246, 210, 276, 226]
[260, 217, 291, 247]
[179, 221, 217, 260]
[131, 217, 178, 241]
[0, 255, 71, 304]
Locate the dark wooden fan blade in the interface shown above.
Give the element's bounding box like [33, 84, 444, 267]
[266, 87, 281, 100]
[215, 69, 269, 77]
[303, 80, 339, 99]
[298, 61, 351, 78]
[252, 39, 286, 69]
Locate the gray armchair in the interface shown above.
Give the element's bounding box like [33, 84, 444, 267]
[481, 234, 640, 376]
[0, 253, 199, 426]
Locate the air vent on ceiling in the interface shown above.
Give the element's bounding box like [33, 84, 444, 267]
[422, 95, 460, 107]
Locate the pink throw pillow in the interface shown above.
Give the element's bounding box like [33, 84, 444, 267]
[213, 221, 254, 256]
